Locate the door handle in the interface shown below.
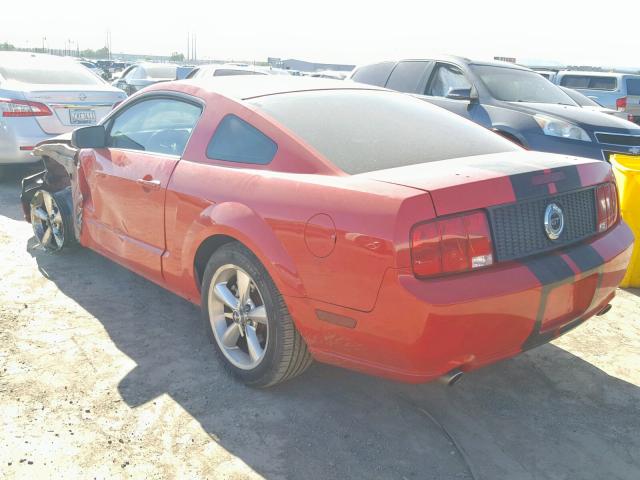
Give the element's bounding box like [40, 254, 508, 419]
[136, 178, 161, 189]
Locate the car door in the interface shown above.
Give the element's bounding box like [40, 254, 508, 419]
[82, 94, 202, 282]
[421, 62, 483, 124]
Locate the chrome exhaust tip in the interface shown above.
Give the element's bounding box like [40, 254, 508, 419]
[438, 369, 464, 386]
[596, 304, 612, 316]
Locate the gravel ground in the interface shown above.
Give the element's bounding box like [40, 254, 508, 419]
[1, 168, 639, 479]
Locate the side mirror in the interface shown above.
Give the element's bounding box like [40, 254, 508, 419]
[446, 87, 473, 100]
[71, 125, 106, 149]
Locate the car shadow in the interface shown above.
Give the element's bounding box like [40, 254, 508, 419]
[0, 166, 40, 221]
[622, 287, 640, 297]
[27, 241, 640, 480]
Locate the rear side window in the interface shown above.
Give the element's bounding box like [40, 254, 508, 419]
[626, 78, 640, 96]
[206, 114, 277, 164]
[351, 62, 396, 87]
[560, 75, 617, 90]
[385, 61, 430, 93]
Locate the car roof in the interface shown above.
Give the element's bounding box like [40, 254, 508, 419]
[360, 55, 532, 71]
[180, 75, 383, 100]
[0, 51, 74, 64]
[136, 62, 177, 69]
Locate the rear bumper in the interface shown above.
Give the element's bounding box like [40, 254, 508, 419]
[0, 117, 50, 165]
[289, 221, 634, 383]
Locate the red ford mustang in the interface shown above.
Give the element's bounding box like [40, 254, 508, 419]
[22, 77, 634, 387]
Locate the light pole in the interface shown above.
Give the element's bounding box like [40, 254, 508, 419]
[106, 30, 112, 60]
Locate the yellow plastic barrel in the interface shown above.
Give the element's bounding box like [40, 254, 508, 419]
[611, 154, 640, 287]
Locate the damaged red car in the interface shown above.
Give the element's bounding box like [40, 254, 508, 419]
[21, 76, 634, 387]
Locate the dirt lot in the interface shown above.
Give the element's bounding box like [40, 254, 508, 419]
[1, 169, 639, 480]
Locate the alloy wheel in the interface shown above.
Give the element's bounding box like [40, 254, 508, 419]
[207, 264, 269, 370]
[30, 190, 65, 251]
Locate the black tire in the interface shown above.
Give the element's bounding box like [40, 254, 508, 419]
[52, 188, 76, 247]
[201, 242, 312, 387]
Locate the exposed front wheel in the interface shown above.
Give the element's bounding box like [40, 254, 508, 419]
[29, 189, 74, 252]
[202, 243, 312, 387]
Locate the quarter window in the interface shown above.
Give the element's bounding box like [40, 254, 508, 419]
[206, 114, 277, 164]
[107, 98, 202, 156]
[385, 61, 430, 94]
[351, 62, 396, 87]
[427, 64, 472, 97]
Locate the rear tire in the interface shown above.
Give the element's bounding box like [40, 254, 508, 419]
[201, 242, 312, 387]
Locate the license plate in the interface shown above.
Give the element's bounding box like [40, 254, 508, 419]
[69, 109, 96, 125]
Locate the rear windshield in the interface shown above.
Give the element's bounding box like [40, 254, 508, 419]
[213, 69, 266, 77]
[627, 78, 640, 96]
[249, 89, 519, 174]
[0, 57, 104, 85]
[560, 75, 617, 91]
[144, 65, 177, 79]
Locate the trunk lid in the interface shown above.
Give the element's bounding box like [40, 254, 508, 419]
[362, 151, 611, 216]
[23, 85, 125, 134]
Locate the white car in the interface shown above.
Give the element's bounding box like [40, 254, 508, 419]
[185, 63, 290, 80]
[0, 52, 126, 173]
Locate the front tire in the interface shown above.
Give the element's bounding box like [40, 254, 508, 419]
[201, 243, 312, 387]
[29, 188, 74, 252]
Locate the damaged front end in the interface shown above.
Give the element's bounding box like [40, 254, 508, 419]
[21, 134, 82, 249]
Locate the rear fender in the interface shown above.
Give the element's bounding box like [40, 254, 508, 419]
[183, 201, 306, 298]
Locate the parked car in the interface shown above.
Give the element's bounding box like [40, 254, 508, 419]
[76, 60, 107, 79]
[176, 65, 196, 80]
[112, 63, 177, 96]
[553, 71, 640, 125]
[350, 57, 640, 162]
[532, 69, 558, 81]
[560, 86, 617, 116]
[21, 76, 633, 387]
[0, 52, 126, 175]
[309, 70, 350, 80]
[185, 63, 288, 80]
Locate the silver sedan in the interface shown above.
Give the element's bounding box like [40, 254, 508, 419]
[0, 52, 126, 174]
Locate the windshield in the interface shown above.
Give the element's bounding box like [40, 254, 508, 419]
[0, 56, 105, 85]
[249, 89, 519, 175]
[472, 65, 576, 105]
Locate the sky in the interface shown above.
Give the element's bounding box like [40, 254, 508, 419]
[3, 0, 638, 68]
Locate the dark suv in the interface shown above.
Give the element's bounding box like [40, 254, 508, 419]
[350, 56, 640, 161]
